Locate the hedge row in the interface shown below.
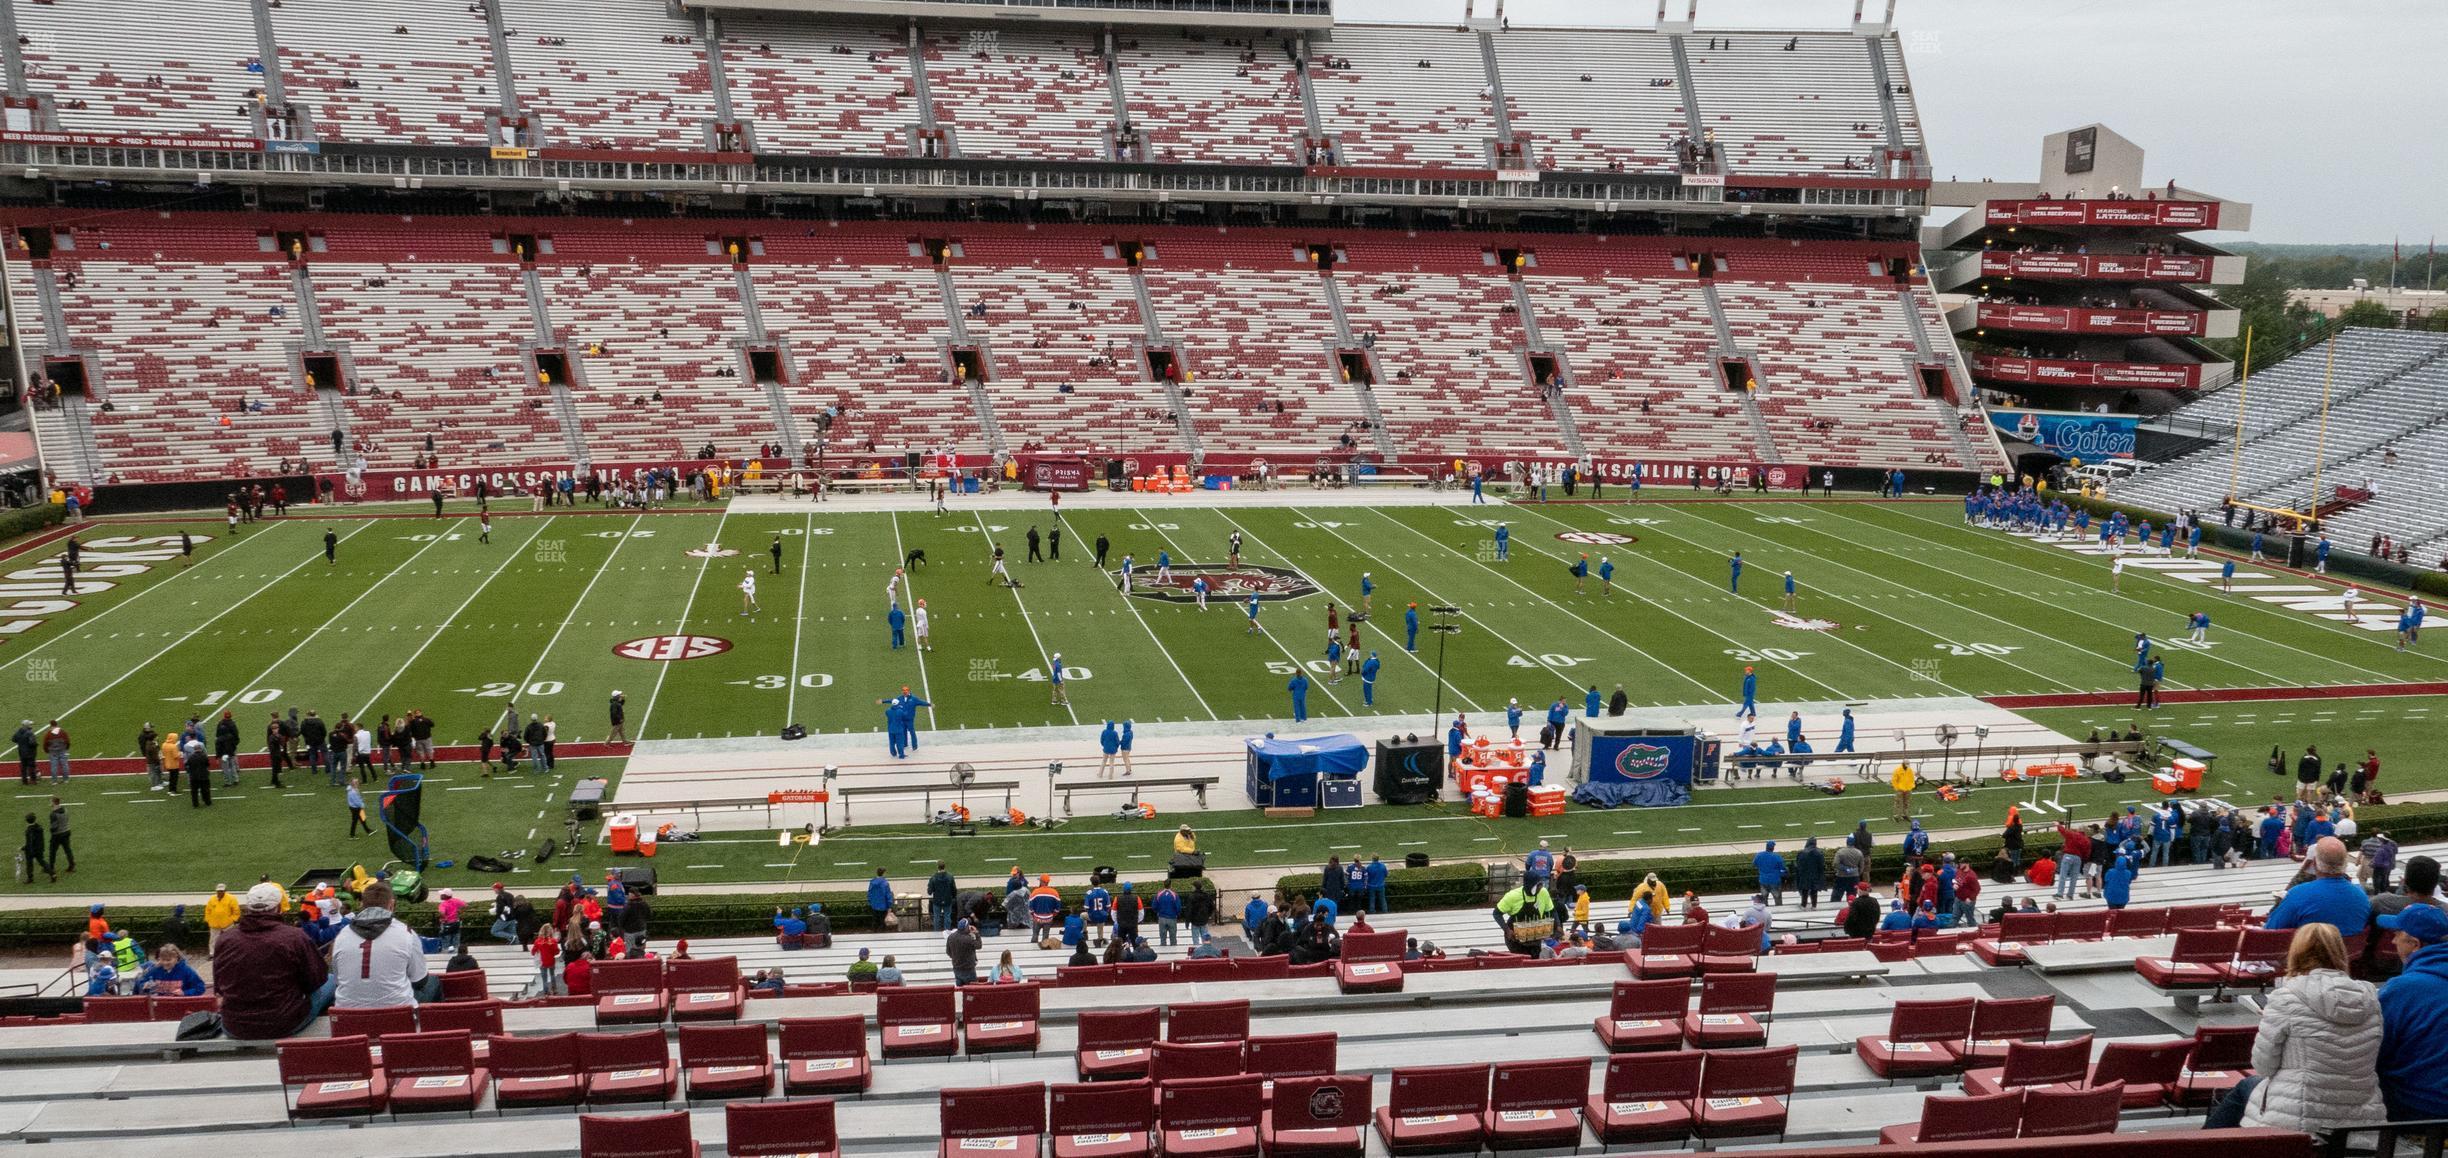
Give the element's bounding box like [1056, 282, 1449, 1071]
[1272, 798, 2448, 916]
[0, 875, 1219, 949]
[0, 502, 66, 545]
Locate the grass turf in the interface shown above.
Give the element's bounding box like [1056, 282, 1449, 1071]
[6, 495, 2444, 895]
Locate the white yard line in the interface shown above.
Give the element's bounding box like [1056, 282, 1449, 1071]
[783, 511, 817, 727]
[1162, 514, 1356, 716]
[887, 512, 937, 729]
[508, 513, 648, 727]
[969, 511, 1078, 726]
[634, 508, 734, 742]
[353, 516, 554, 719]
[53, 522, 381, 729]
[233, 519, 471, 701]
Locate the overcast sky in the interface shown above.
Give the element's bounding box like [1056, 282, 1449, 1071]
[1333, 0, 2443, 246]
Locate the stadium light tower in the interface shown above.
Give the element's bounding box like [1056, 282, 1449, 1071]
[1427, 606, 1463, 731]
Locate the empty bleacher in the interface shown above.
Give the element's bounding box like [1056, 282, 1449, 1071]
[497, 0, 719, 149]
[314, 261, 557, 468]
[1116, 33, 1303, 165]
[537, 238, 778, 460]
[1140, 250, 1364, 456]
[750, 233, 983, 454]
[1336, 262, 1559, 457]
[1685, 32, 1894, 177]
[271, 0, 500, 146]
[13, 0, 264, 138]
[954, 244, 1182, 457]
[1310, 24, 1495, 169]
[2116, 328, 2448, 559]
[925, 27, 1116, 162]
[1719, 280, 1950, 466]
[720, 17, 915, 156]
[1491, 27, 1685, 173]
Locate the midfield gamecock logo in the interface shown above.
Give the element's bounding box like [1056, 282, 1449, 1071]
[1615, 743, 1673, 781]
[1125, 563, 1320, 604]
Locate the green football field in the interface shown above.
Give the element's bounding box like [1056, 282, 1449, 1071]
[5, 493, 2444, 896]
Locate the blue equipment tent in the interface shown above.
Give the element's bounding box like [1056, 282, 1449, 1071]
[1245, 734, 1370, 808]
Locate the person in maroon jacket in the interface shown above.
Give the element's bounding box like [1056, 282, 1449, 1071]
[2053, 823, 2092, 901]
[211, 883, 329, 1039]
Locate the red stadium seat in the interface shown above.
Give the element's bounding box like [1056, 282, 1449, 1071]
[593, 957, 672, 1026]
[1585, 1050, 1704, 1146]
[1878, 1090, 2025, 1145]
[961, 982, 1042, 1055]
[2173, 1024, 2258, 1107]
[582, 1110, 698, 1158]
[878, 985, 959, 1059]
[2111, 906, 2170, 938]
[1855, 997, 1977, 1079]
[1150, 1040, 1244, 1084]
[580, 1029, 679, 1105]
[1971, 911, 2052, 966]
[726, 1099, 839, 1158]
[1157, 1074, 1266, 1158]
[1264, 1074, 1371, 1158]
[1245, 1033, 1338, 1080]
[1623, 922, 1705, 978]
[1700, 922, 1764, 973]
[1077, 1007, 1163, 1080]
[2218, 928, 2295, 995]
[2137, 928, 2239, 992]
[381, 1029, 489, 1116]
[1050, 1079, 1155, 1158]
[1334, 930, 1407, 992]
[1963, 1035, 2096, 1097]
[778, 1017, 872, 1097]
[2087, 1040, 2194, 1108]
[1692, 1045, 1800, 1142]
[679, 1022, 773, 1100]
[1373, 1063, 1490, 1155]
[1483, 1057, 1589, 1150]
[276, 1034, 388, 1121]
[330, 1004, 418, 1043]
[437, 970, 489, 1002]
[667, 957, 745, 1022]
[1592, 978, 1691, 1052]
[491, 1031, 586, 1108]
[2019, 1081, 2126, 1137]
[1683, 971, 1777, 1048]
[1166, 1000, 1250, 1046]
[1956, 995, 2056, 1068]
[939, 1082, 1047, 1158]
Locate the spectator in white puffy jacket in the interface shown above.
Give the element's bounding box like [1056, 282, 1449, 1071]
[2204, 923, 2387, 1131]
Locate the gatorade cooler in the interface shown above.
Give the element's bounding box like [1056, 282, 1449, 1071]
[606, 813, 640, 855]
[1527, 786, 1568, 818]
[638, 829, 659, 858]
[2171, 758, 2206, 791]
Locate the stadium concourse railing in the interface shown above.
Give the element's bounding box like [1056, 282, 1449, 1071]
[0, 138, 1928, 214]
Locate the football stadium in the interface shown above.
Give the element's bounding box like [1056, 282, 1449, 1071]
[0, 0, 2442, 1153]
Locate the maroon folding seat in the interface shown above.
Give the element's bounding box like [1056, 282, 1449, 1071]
[2019, 1081, 2126, 1137]
[2087, 1039, 2193, 1108]
[2052, 910, 2113, 942]
[581, 1110, 698, 1158]
[1049, 1079, 1155, 1158]
[1854, 997, 1977, 1079]
[1334, 930, 1407, 993]
[667, 956, 744, 1022]
[2218, 928, 2295, 996]
[1263, 1075, 1370, 1158]
[878, 985, 958, 1059]
[778, 1016, 872, 1096]
[1482, 1057, 1589, 1151]
[1592, 978, 1690, 1053]
[1955, 995, 2055, 1068]
[1076, 1007, 1162, 1081]
[1584, 1050, 1702, 1147]
[1372, 1063, 1489, 1156]
[382, 1029, 489, 1116]
[679, 1022, 773, 1100]
[417, 998, 504, 1062]
[1165, 1000, 1249, 1046]
[726, 1099, 838, 1158]
[1698, 922, 1763, 973]
[1623, 922, 1704, 979]
[2137, 928, 2239, 992]
[593, 957, 671, 1026]
[330, 1003, 417, 1044]
[1149, 1040, 1243, 1085]
[1963, 1035, 2095, 1097]
[276, 1034, 387, 1121]
[80, 995, 152, 1024]
[938, 1082, 1046, 1158]
[2172, 1024, 2257, 1108]
[961, 981, 1041, 1055]
[580, 1028, 678, 1105]
[1157, 1073, 1265, 1158]
[1691, 1046, 1800, 1142]
[1245, 1033, 1336, 1080]
[2112, 906, 2170, 938]
[1681, 971, 1776, 1048]
[437, 969, 489, 1002]
[1877, 1090, 2024, 1145]
[491, 1032, 585, 1108]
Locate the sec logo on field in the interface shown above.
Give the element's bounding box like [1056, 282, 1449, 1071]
[1554, 531, 1635, 545]
[613, 635, 734, 661]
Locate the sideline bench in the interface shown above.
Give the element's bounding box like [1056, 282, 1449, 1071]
[834, 780, 1019, 827]
[1051, 774, 1220, 816]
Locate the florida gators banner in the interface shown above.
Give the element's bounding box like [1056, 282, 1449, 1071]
[1576, 730, 1695, 807]
[1986, 407, 2137, 460]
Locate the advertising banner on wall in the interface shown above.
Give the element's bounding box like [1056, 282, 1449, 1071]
[1986, 407, 2137, 460]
